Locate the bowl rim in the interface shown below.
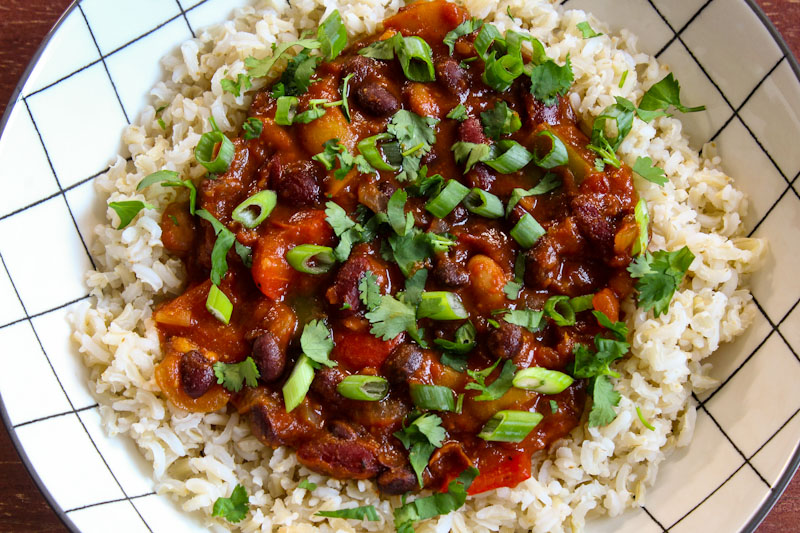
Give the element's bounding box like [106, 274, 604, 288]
[0, 1, 797, 532]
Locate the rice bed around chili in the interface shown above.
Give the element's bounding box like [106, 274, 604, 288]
[71, 0, 766, 531]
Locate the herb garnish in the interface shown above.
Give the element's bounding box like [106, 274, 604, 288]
[213, 357, 260, 392]
[212, 484, 249, 523]
[628, 247, 695, 317]
[465, 358, 517, 401]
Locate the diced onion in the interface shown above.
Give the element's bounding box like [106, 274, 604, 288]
[337, 375, 389, 401]
[426, 180, 470, 218]
[410, 384, 458, 412]
[478, 410, 543, 442]
[418, 291, 469, 320]
[463, 188, 504, 218]
[205, 284, 233, 324]
[512, 367, 574, 394]
[510, 213, 545, 248]
[283, 354, 315, 412]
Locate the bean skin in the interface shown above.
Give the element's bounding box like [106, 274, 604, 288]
[179, 350, 215, 399]
[251, 332, 286, 383]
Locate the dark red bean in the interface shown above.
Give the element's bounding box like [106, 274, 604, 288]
[382, 343, 423, 385]
[377, 465, 418, 494]
[179, 350, 215, 399]
[310, 367, 345, 405]
[435, 57, 467, 96]
[251, 332, 285, 383]
[275, 160, 321, 206]
[487, 322, 523, 360]
[249, 402, 282, 447]
[354, 84, 400, 117]
[296, 432, 381, 479]
[571, 193, 620, 246]
[433, 260, 470, 287]
[458, 117, 488, 145]
[328, 253, 372, 314]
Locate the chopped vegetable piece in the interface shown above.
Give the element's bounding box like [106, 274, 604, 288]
[505, 173, 561, 216]
[503, 253, 526, 300]
[317, 505, 380, 521]
[196, 209, 237, 285]
[443, 17, 483, 55]
[231, 190, 277, 228]
[410, 384, 458, 412]
[205, 283, 234, 325]
[446, 104, 468, 121]
[397, 36, 436, 82]
[577, 21, 603, 38]
[213, 356, 260, 392]
[452, 141, 493, 173]
[544, 295, 576, 326]
[418, 291, 469, 320]
[425, 179, 470, 218]
[221, 73, 252, 97]
[300, 320, 336, 368]
[480, 101, 521, 140]
[637, 73, 705, 122]
[463, 188, 504, 218]
[632, 197, 650, 256]
[498, 309, 544, 333]
[532, 130, 568, 169]
[434, 321, 477, 354]
[550, 400, 559, 414]
[337, 375, 389, 401]
[387, 189, 414, 236]
[628, 247, 695, 317]
[589, 375, 620, 427]
[484, 140, 533, 173]
[530, 56, 573, 106]
[587, 97, 635, 169]
[195, 118, 235, 173]
[387, 110, 438, 181]
[569, 294, 595, 312]
[242, 117, 263, 140]
[466, 359, 517, 401]
[245, 38, 321, 79]
[512, 367, 574, 394]
[394, 413, 446, 487]
[212, 484, 249, 523]
[286, 244, 336, 275]
[510, 213, 546, 248]
[358, 270, 382, 311]
[109, 201, 154, 229]
[340, 72, 354, 122]
[478, 410, 543, 442]
[636, 406, 656, 431]
[619, 69, 629, 89]
[592, 310, 628, 341]
[365, 293, 424, 346]
[633, 156, 668, 186]
[298, 479, 317, 491]
[317, 10, 347, 61]
[357, 133, 398, 171]
[283, 354, 315, 412]
[313, 139, 374, 180]
[393, 467, 478, 532]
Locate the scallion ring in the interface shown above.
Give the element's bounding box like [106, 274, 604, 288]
[484, 140, 533, 174]
[512, 367, 574, 394]
[337, 375, 389, 401]
[569, 294, 594, 313]
[483, 52, 524, 92]
[357, 133, 399, 172]
[533, 130, 569, 169]
[283, 354, 315, 412]
[410, 384, 457, 412]
[206, 284, 233, 325]
[286, 244, 336, 274]
[195, 127, 235, 174]
[397, 36, 435, 82]
[231, 190, 277, 228]
[426, 180, 470, 218]
[632, 197, 649, 256]
[275, 96, 298, 126]
[418, 291, 469, 321]
[463, 188, 504, 219]
[510, 213, 546, 248]
[544, 295, 575, 326]
[478, 410, 543, 442]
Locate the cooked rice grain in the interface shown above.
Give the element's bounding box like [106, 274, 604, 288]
[71, 0, 766, 531]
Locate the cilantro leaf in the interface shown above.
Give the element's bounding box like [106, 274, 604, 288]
[633, 156, 668, 186]
[387, 188, 414, 236]
[505, 173, 562, 216]
[530, 56, 574, 106]
[403, 268, 428, 307]
[443, 17, 483, 55]
[313, 139, 371, 180]
[628, 247, 694, 317]
[550, 399, 558, 414]
[588, 375, 620, 427]
[358, 34, 402, 60]
[572, 335, 629, 380]
[300, 320, 336, 368]
[387, 228, 435, 276]
[434, 321, 477, 355]
[393, 413, 446, 487]
[592, 310, 628, 341]
[109, 201, 154, 230]
[480, 101, 522, 139]
[212, 484, 249, 523]
[358, 270, 381, 311]
[297, 479, 317, 491]
[638, 73, 705, 121]
[245, 38, 321, 79]
[317, 10, 347, 61]
[196, 209, 238, 285]
[242, 117, 263, 140]
[446, 104, 468, 122]
[465, 358, 517, 401]
[213, 357, 261, 393]
[325, 201, 357, 235]
[503, 253, 526, 300]
[587, 97, 635, 169]
[577, 21, 603, 38]
[393, 467, 478, 532]
[317, 505, 379, 521]
[221, 73, 252, 98]
[452, 141, 493, 173]
[365, 293, 423, 345]
[387, 110, 439, 182]
[499, 309, 544, 333]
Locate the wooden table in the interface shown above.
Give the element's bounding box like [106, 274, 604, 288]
[0, 0, 798, 531]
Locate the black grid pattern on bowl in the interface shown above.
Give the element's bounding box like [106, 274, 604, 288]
[0, 0, 796, 531]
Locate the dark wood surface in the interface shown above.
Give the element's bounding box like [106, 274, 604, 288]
[0, 0, 798, 531]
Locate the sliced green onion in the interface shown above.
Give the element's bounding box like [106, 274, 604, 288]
[474, 23, 503, 59]
[569, 294, 594, 312]
[286, 244, 336, 274]
[341, 73, 354, 122]
[283, 354, 315, 412]
[632, 197, 649, 256]
[426, 180, 470, 218]
[484, 140, 533, 174]
[636, 406, 656, 431]
[418, 291, 468, 320]
[337, 375, 389, 401]
[275, 96, 298, 126]
[243, 117, 263, 140]
[231, 190, 277, 228]
[357, 133, 398, 172]
[512, 367, 574, 394]
[483, 51, 524, 92]
[544, 295, 576, 326]
[397, 36, 435, 82]
[410, 384, 457, 412]
[206, 284, 233, 325]
[463, 188, 504, 218]
[195, 120, 235, 173]
[533, 130, 569, 169]
[510, 213, 545, 248]
[478, 410, 543, 442]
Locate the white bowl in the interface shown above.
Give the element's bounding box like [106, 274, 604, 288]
[0, 0, 798, 531]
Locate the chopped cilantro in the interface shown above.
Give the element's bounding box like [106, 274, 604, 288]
[530, 56, 574, 106]
[108, 201, 154, 230]
[572, 333, 630, 427]
[313, 139, 374, 180]
[137, 170, 198, 215]
[503, 253, 526, 300]
[443, 17, 483, 55]
[434, 321, 477, 355]
[317, 10, 347, 61]
[480, 101, 522, 139]
[393, 467, 478, 533]
[403, 268, 428, 307]
[446, 104, 469, 122]
[633, 156, 668, 186]
[452, 141, 493, 173]
[365, 293, 424, 346]
[387, 188, 414, 236]
[212, 484, 249, 523]
[577, 21, 603, 39]
[245, 37, 321, 79]
[628, 247, 695, 317]
[221, 73, 252, 97]
[387, 228, 434, 277]
[300, 320, 336, 368]
[298, 479, 317, 491]
[637, 73, 705, 122]
[387, 110, 438, 182]
[589, 375, 620, 426]
[505, 173, 562, 216]
[358, 270, 382, 311]
[242, 117, 263, 140]
[394, 413, 446, 487]
[498, 309, 544, 333]
[592, 310, 628, 341]
[196, 209, 238, 285]
[213, 357, 260, 393]
[325, 201, 357, 235]
[587, 96, 636, 169]
[465, 358, 517, 401]
[550, 400, 558, 414]
[317, 505, 379, 521]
